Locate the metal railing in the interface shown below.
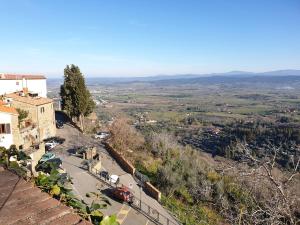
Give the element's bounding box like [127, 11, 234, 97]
[131, 196, 178, 225]
[90, 168, 180, 225]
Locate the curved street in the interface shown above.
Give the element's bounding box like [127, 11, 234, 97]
[54, 123, 179, 225]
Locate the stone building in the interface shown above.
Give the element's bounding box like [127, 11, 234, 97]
[0, 74, 55, 174]
[6, 92, 56, 142]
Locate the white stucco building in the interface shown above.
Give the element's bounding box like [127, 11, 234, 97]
[0, 74, 47, 97]
[0, 105, 19, 149]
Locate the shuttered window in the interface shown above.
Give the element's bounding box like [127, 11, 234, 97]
[0, 124, 11, 134]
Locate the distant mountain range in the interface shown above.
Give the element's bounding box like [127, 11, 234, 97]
[145, 69, 300, 80]
[47, 69, 300, 86]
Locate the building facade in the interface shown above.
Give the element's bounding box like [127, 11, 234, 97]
[0, 105, 20, 149]
[0, 74, 47, 97]
[6, 93, 56, 142]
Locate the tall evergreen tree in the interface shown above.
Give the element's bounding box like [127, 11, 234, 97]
[60, 64, 95, 130]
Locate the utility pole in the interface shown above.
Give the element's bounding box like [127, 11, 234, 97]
[137, 181, 142, 209]
[139, 184, 142, 209]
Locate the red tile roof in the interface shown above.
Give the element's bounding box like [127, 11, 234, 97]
[0, 105, 18, 115]
[6, 93, 53, 106]
[0, 168, 92, 225]
[0, 74, 46, 80]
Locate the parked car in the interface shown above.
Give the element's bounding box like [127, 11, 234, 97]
[80, 160, 90, 170]
[109, 174, 120, 184]
[111, 186, 134, 203]
[44, 136, 65, 144]
[99, 171, 119, 184]
[39, 152, 55, 163]
[9, 155, 17, 162]
[74, 146, 87, 155]
[99, 170, 109, 179]
[56, 121, 64, 129]
[35, 158, 62, 173]
[45, 141, 58, 151]
[94, 132, 110, 140]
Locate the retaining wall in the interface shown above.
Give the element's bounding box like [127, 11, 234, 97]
[104, 142, 161, 201]
[104, 143, 135, 175]
[145, 182, 161, 201]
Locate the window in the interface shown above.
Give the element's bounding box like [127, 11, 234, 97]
[0, 124, 11, 134]
[40, 107, 45, 113]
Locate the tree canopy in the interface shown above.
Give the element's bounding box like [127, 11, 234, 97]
[60, 65, 95, 127]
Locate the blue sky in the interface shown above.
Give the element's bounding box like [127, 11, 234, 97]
[0, 0, 299, 77]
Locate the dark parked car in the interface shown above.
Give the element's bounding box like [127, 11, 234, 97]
[56, 121, 64, 129]
[44, 136, 65, 144]
[99, 170, 109, 179]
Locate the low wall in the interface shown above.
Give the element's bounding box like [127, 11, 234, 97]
[145, 182, 161, 201]
[83, 147, 97, 160]
[104, 142, 162, 201]
[28, 143, 45, 176]
[91, 161, 102, 174]
[104, 143, 135, 175]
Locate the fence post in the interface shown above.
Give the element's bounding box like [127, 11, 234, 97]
[157, 211, 159, 221]
[167, 218, 169, 225]
[148, 205, 150, 214]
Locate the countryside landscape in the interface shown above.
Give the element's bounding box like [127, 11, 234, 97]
[46, 71, 300, 224]
[0, 1, 299, 225]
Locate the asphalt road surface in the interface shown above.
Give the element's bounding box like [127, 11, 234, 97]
[54, 123, 179, 225]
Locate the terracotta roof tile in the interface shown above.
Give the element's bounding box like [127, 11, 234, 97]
[47, 213, 86, 225]
[0, 169, 92, 225]
[0, 74, 46, 80]
[0, 105, 18, 115]
[6, 93, 53, 106]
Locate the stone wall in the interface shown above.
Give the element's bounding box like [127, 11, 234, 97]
[83, 147, 97, 160]
[11, 101, 56, 141]
[11, 114, 22, 148]
[37, 103, 56, 140]
[104, 143, 136, 175]
[20, 126, 39, 149]
[10, 100, 37, 124]
[104, 142, 162, 201]
[145, 182, 161, 201]
[90, 161, 102, 174]
[28, 142, 45, 175]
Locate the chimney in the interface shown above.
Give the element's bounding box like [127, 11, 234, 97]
[23, 87, 28, 94]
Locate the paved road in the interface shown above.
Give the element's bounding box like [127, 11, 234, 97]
[54, 123, 178, 225]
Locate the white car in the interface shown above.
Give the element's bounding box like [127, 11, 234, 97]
[109, 174, 120, 184]
[45, 141, 58, 150]
[94, 132, 110, 139]
[9, 156, 17, 162]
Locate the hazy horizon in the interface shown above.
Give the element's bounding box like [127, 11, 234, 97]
[42, 69, 300, 80]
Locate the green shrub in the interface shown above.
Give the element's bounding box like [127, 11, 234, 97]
[206, 171, 221, 183]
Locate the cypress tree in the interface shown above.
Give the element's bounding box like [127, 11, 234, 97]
[60, 64, 95, 130]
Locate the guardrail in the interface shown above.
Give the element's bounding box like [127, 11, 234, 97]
[131, 197, 178, 225]
[90, 168, 179, 225]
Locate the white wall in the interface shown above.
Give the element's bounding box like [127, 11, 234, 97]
[0, 79, 47, 97]
[0, 112, 13, 149]
[24, 79, 47, 97]
[0, 80, 21, 95]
